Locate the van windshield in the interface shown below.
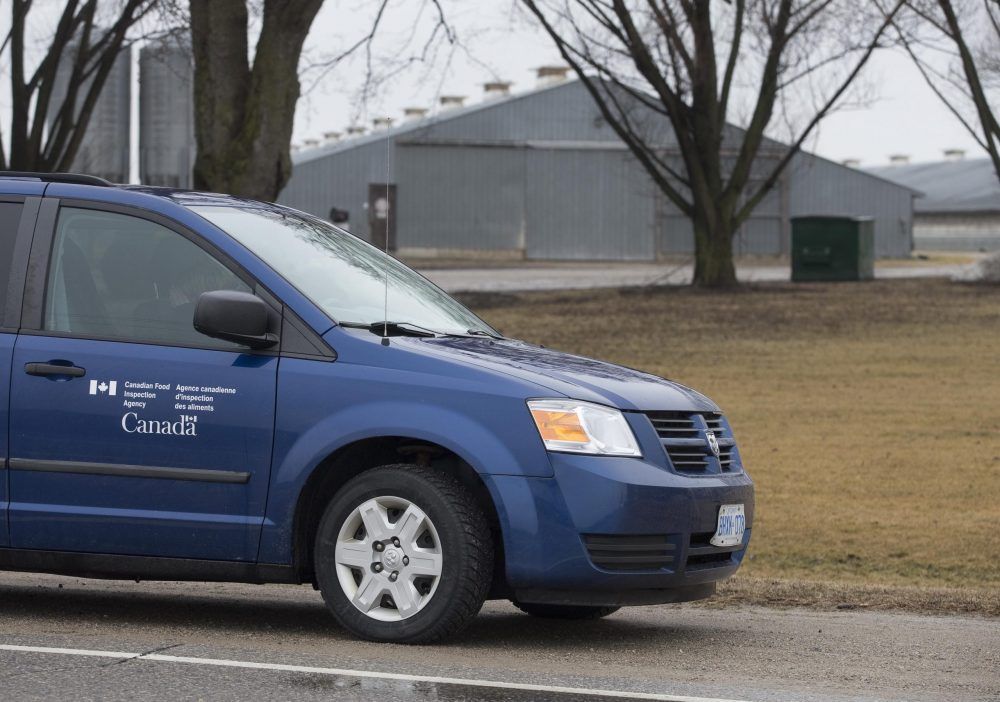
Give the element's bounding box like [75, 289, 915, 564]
[191, 205, 495, 337]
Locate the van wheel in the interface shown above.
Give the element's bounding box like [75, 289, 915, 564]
[314, 464, 493, 643]
[512, 602, 621, 620]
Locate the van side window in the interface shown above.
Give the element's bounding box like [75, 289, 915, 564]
[44, 207, 251, 347]
[0, 202, 24, 317]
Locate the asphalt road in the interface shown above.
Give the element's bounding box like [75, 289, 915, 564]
[0, 572, 997, 702]
[419, 262, 972, 293]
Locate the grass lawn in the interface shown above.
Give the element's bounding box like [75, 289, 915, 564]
[460, 279, 1000, 591]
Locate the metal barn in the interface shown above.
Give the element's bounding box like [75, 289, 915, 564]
[868, 157, 1000, 252]
[280, 79, 917, 260]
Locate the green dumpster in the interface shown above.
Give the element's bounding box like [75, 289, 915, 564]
[791, 216, 875, 282]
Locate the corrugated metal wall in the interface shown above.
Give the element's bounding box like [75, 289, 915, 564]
[396, 145, 525, 251]
[395, 143, 655, 259]
[656, 157, 790, 257]
[787, 155, 913, 257]
[279, 80, 915, 259]
[524, 147, 654, 260]
[281, 139, 391, 242]
[913, 214, 1000, 251]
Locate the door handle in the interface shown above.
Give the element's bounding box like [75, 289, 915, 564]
[24, 362, 86, 378]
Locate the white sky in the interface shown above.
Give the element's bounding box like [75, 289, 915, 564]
[293, 1, 985, 168]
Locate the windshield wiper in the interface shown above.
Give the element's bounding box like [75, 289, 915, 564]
[465, 328, 504, 340]
[339, 321, 503, 340]
[339, 321, 438, 338]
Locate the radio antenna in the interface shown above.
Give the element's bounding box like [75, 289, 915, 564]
[381, 118, 392, 347]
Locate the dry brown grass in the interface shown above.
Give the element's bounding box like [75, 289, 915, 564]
[460, 279, 1000, 591]
[707, 575, 1000, 616]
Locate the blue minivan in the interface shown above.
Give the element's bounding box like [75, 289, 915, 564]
[0, 172, 753, 643]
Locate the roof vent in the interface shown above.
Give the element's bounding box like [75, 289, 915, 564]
[439, 95, 466, 110]
[841, 158, 861, 168]
[290, 143, 301, 153]
[943, 148, 966, 161]
[888, 154, 910, 165]
[372, 117, 393, 131]
[536, 65, 570, 87]
[345, 125, 366, 137]
[404, 107, 428, 121]
[483, 81, 512, 100]
[302, 138, 320, 149]
[322, 131, 341, 144]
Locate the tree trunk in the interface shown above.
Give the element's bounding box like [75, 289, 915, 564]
[190, 0, 250, 195]
[691, 209, 737, 287]
[190, 0, 322, 201]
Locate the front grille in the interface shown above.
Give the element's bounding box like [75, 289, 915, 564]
[583, 534, 676, 571]
[664, 446, 712, 471]
[718, 444, 736, 470]
[647, 413, 701, 439]
[687, 551, 734, 568]
[704, 414, 725, 435]
[685, 531, 742, 570]
[645, 411, 741, 475]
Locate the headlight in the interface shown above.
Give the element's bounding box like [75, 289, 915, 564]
[527, 399, 642, 457]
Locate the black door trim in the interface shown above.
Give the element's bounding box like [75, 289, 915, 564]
[0, 547, 299, 584]
[8, 458, 251, 484]
[20, 197, 60, 331]
[2, 195, 42, 331]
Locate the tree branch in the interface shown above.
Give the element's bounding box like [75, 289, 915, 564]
[735, 0, 907, 225]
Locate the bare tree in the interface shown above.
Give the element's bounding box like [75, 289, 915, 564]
[189, 0, 459, 201]
[895, 0, 1000, 181]
[519, 1, 905, 286]
[1, 0, 159, 173]
[189, 0, 326, 200]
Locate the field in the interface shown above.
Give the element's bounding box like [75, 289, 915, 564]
[460, 279, 1000, 594]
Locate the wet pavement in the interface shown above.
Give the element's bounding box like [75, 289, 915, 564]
[0, 572, 996, 702]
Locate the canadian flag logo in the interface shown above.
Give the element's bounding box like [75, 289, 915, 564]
[89, 380, 118, 396]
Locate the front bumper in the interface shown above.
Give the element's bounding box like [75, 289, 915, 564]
[484, 452, 754, 606]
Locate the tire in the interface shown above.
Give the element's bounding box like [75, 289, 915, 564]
[512, 602, 621, 620]
[314, 464, 493, 643]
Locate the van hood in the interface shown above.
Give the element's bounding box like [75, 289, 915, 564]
[405, 336, 719, 413]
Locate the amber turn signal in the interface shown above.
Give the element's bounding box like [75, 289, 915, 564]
[530, 409, 590, 443]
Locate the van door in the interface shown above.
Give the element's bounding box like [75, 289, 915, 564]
[8, 202, 278, 561]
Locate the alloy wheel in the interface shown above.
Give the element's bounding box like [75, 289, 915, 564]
[334, 495, 443, 621]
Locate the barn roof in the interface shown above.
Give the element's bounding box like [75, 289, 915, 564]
[867, 158, 1000, 213]
[292, 78, 919, 197]
[292, 80, 580, 166]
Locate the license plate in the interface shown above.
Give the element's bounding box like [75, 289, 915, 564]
[710, 504, 745, 548]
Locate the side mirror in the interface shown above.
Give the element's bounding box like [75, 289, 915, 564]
[194, 290, 278, 350]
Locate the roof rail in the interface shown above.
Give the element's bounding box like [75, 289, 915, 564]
[0, 171, 113, 187]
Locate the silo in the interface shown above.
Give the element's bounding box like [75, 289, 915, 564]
[48, 39, 132, 183]
[139, 37, 195, 188]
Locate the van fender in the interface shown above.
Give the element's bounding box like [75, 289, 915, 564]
[257, 399, 552, 564]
